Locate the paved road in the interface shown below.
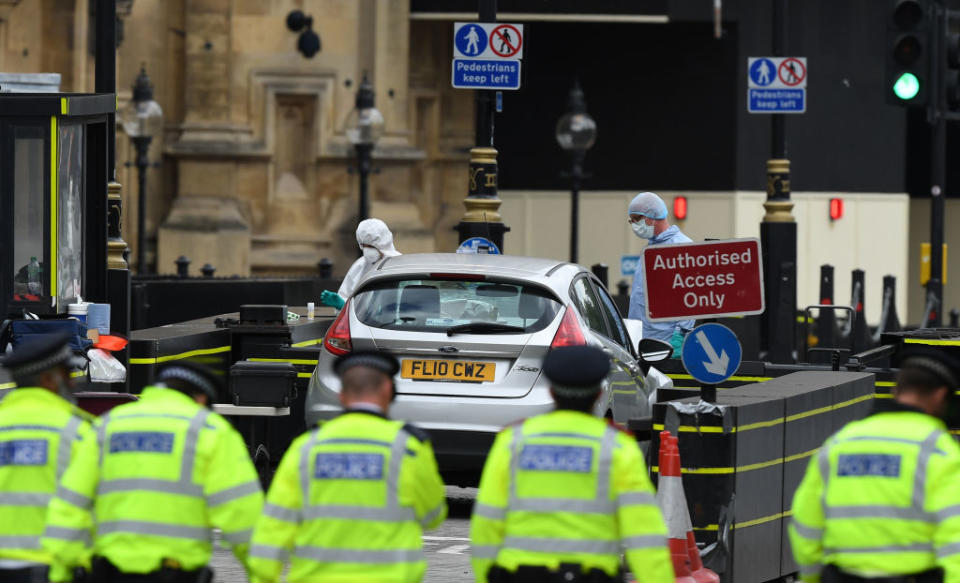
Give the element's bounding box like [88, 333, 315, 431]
[211, 487, 477, 582]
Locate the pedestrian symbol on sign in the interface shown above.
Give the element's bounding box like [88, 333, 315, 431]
[749, 58, 775, 87]
[455, 24, 487, 57]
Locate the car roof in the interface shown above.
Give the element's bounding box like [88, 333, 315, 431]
[358, 253, 587, 291]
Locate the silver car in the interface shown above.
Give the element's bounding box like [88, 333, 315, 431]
[306, 253, 661, 485]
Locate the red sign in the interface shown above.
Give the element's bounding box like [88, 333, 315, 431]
[642, 238, 765, 321]
[489, 24, 522, 58]
[778, 58, 806, 86]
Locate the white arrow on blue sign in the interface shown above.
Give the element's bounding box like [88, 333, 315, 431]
[680, 323, 742, 385]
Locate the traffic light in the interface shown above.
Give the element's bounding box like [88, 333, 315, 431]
[886, 0, 932, 106]
[946, 31, 960, 110]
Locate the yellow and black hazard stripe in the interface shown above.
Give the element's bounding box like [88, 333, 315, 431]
[129, 345, 231, 365]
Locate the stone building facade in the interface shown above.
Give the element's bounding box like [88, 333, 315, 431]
[1, 0, 470, 277]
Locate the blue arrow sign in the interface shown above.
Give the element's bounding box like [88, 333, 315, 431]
[456, 237, 501, 254]
[680, 323, 742, 385]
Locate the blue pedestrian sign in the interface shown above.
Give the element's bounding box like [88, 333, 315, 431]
[455, 24, 488, 58]
[681, 323, 742, 385]
[747, 56, 807, 114]
[456, 237, 501, 254]
[749, 58, 776, 87]
[452, 59, 521, 90]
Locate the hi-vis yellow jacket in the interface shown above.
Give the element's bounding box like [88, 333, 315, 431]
[248, 409, 447, 583]
[0, 388, 93, 567]
[42, 386, 263, 581]
[470, 410, 674, 583]
[790, 401, 960, 583]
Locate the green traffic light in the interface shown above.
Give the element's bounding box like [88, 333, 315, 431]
[893, 72, 921, 100]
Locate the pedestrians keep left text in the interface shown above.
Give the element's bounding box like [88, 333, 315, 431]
[452, 59, 521, 90]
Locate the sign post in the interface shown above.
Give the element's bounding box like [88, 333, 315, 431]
[747, 56, 807, 114]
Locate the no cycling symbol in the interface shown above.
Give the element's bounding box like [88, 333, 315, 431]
[778, 58, 806, 86]
[489, 24, 522, 58]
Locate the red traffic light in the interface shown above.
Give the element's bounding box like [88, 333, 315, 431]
[673, 196, 688, 221]
[829, 198, 844, 221]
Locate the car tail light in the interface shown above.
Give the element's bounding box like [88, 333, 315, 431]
[323, 299, 352, 355]
[550, 306, 586, 348]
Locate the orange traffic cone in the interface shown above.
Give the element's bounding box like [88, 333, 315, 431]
[657, 431, 697, 583]
[665, 435, 721, 583]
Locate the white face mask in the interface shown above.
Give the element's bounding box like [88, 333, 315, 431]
[363, 247, 384, 264]
[631, 220, 654, 239]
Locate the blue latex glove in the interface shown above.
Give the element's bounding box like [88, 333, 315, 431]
[320, 290, 345, 310]
[670, 329, 684, 358]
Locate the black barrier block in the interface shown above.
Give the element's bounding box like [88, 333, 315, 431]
[128, 326, 232, 394]
[653, 394, 784, 583]
[725, 371, 874, 576]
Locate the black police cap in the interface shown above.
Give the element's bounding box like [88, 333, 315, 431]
[333, 351, 400, 377]
[157, 361, 222, 403]
[0, 331, 77, 379]
[543, 345, 609, 396]
[897, 346, 960, 390]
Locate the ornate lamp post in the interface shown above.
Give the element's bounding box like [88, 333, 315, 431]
[346, 74, 384, 224]
[120, 66, 163, 274]
[555, 81, 597, 264]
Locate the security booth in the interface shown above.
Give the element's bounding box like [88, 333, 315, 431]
[0, 93, 114, 317]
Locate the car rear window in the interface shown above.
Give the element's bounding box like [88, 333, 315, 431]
[353, 277, 562, 333]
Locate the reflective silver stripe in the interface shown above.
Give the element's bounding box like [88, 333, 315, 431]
[56, 416, 82, 480]
[798, 564, 821, 576]
[294, 545, 423, 564]
[221, 529, 253, 544]
[0, 535, 40, 549]
[316, 438, 393, 448]
[937, 541, 960, 559]
[0, 492, 50, 506]
[263, 503, 300, 523]
[55, 486, 92, 510]
[471, 545, 500, 559]
[97, 414, 111, 467]
[421, 502, 444, 526]
[0, 424, 60, 433]
[503, 536, 619, 555]
[207, 480, 260, 506]
[937, 505, 960, 521]
[299, 429, 320, 503]
[621, 534, 667, 550]
[179, 410, 209, 483]
[523, 432, 603, 442]
[617, 491, 657, 507]
[595, 427, 617, 504]
[824, 505, 931, 522]
[791, 519, 824, 540]
[99, 478, 203, 497]
[825, 543, 933, 554]
[473, 503, 507, 521]
[818, 441, 831, 517]
[386, 430, 410, 512]
[511, 498, 614, 514]
[97, 520, 211, 541]
[42, 526, 90, 544]
[844, 435, 945, 453]
[302, 505, 415, 521]
[913, 429, 944, 512]
[249, 543, 288, 561]
[114, 413, 197, 422]
[507, 423, 524, 505]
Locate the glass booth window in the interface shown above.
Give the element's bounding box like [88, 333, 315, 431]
[58, 123, 84, 306]
[12, 126, 45, 301]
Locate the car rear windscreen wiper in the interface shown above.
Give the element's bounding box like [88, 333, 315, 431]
[446, 322, 527, 336]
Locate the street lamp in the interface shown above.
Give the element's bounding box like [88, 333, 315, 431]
[121, 66, 163, 274]
[555, 81, 597, 264]
[346, 73, 384, 223]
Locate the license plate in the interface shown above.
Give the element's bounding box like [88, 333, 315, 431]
[401, 359, 496, 382]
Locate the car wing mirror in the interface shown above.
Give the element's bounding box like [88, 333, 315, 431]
[638, 338, 672, 364]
